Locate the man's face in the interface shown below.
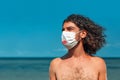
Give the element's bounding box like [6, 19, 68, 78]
[62, 21, 87, 40]
[62, 21, 80, 40]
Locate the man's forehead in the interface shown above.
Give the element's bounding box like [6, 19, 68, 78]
[63, 22, 76, 26]
[63, 26, 75, 28]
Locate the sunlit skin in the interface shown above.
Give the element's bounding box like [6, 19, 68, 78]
[49, 22, 107, 80]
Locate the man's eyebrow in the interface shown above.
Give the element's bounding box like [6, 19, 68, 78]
[62, 26, 75, 31]
[67, 26, 73, 27]
[67, 26, 75, 28]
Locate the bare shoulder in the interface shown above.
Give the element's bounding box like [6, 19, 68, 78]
[92, 56, 106, 65]
[49, 58, 62, 70]
[92, 56, 107, 71]
[92, 56, 106, 64]
[50, 58, 61, 66]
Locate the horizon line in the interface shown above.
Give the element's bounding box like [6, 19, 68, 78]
[0, 56, 119, 59]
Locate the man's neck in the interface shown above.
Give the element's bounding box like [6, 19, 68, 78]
[67, 43, 88, 58]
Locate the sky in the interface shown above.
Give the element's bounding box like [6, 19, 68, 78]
[0, 0, 120, 57]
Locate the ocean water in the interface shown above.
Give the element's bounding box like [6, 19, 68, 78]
[0, 58, 119, 80]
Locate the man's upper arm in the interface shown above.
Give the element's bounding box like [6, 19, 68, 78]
[49, 58, 59, 80]
[98, 58, 107, 80]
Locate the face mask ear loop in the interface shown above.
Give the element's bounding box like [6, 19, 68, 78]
[77, 30, 82, 42]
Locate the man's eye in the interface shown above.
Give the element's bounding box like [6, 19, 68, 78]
[67, 27, 73, 31]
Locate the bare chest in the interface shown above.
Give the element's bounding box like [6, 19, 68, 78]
[56, 62, 98, 80]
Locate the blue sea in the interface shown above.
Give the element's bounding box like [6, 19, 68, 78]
[0, 57, 119, 80]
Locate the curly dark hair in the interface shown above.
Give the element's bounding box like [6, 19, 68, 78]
[63, 14, 106, 55]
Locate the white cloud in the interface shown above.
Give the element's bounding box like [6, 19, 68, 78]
[53, 48, 67, 52]
[16, 50, 24, 55]
[106, 42, 120, 48]
[15, 50, 31, 56]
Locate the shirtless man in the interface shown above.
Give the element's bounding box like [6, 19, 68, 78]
[49, 14, 107, 80]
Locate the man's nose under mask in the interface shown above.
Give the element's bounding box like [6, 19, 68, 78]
[61, 31, 81, 49]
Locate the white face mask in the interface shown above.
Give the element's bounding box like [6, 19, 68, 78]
[61, 31, 80, 49]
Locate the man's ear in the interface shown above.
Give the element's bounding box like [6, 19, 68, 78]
[80, 30, 87, 38]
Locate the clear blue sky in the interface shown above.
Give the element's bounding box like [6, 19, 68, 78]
[0, 0, 120, 57]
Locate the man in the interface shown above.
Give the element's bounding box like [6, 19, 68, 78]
[49, 14, 107, 80]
